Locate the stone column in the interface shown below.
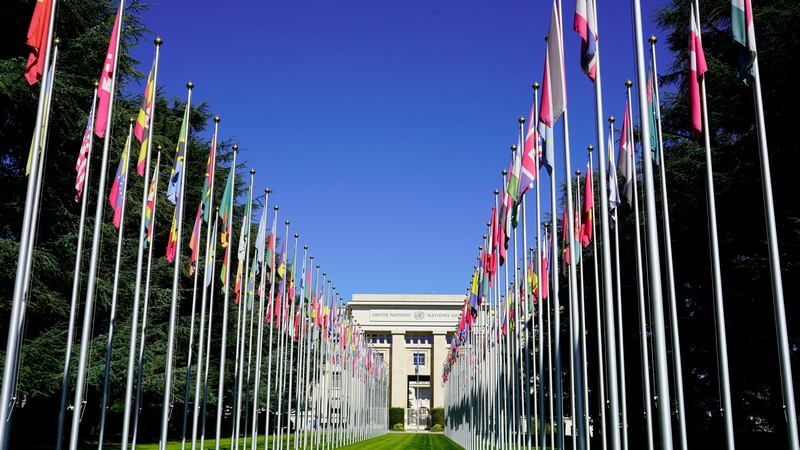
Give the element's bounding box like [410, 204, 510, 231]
[432, 332, 447, 408]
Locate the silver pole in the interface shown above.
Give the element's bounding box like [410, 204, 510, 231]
[215, 146, 240, 450]
[132, 151, 162, 449]
[121, 37, 162, 450]
[159, 83, 194, 449]
[190, 117, 221, 450]
[0, 0, 58, 438]
[67, 2, 125, 447]
[577, 167, 590, 450]
[56, 84, 98, 450]
[181, 205, 203, 450]
[97, 119, 135, 449]
[284, 243, 305, 450]
[691, 4, 735, 448]
[626, 84, 655, 450]
[744, 18, 799, 450]
[648, 36, 689, 450]
[200, 211, 220, 446]
[532, 84, 547, 450]
[631, 0, 673, 446]
[262, 217, 281, 450]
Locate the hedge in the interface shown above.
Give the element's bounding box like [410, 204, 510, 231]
[389, 407, 405, 427]
[430, 407, 444, 426]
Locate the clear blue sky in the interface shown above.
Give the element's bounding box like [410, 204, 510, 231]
[128, 0, 672, 302]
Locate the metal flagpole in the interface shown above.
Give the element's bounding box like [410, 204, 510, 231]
[262, 217, 281, 450]
[532, 84, 547, 450]
[626, 83, 655, 450]
[577, 167, 591, 450]
[609, 116, 630, 450]
[631, 0, 674, 446]
[251, 193, 274, 450]
[67, 2, 125, 447]
[691, 4, 735, 448]
[234, 170, 256, 449]
[98, 118, 135, 449]
[284, 243, 305, 450]
[199, 210, 220, 446]
[56, 83, 98, 450]
[548, 136, 563, 450]
[0, 0, 58, 439]
[132, 150, 162, 449]
[275, 224, 294, 449]
[748, 22, 800, 450]
[215, 145, 239, 450]
[648, 36, 689, 450]
[586, 2, 623, 448]
[190, 117, 221, 450]
[159, 82, 194, 450]
[569, 177, 578, 450]
[181, 211, 203, 450]
[121, 37, 162, 450]
[589, 146, 609, 450]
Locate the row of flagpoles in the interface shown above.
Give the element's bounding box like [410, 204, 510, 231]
[1, 1, 390, 450]
[442, 0, 797, 450]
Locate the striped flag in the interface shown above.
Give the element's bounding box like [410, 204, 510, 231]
[188, 204, 202, 275]
[25, 0, 53, 85]
[689, 4, 707, 140]
[579, 161, 593, 247]
[537, 122, 555, 175]
[647, 63, 660, 164]
[201, 133, 216, 221]
[540, 0, 567, 128]
[218, 166, 234, 248]
[618, 101, 634, 205]
[731, 0, 757, 83]
[166, 107, 189, 204]
[135, 58, 156, 175]
[607, 132, 620, 214]
[519, 104, 538, 198]
[108, 134, 130, 228]
[143, 160, 159, 248]
[75, 98, 96, 202]
[574, 0, 598, 81]
[95, 6, 122, 138]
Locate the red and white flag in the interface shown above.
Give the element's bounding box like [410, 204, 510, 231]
[75, 97, 96, 202]
[94, 7, 122, 138]
[540, 0, 567, 128]
[689, 4, 707, 139]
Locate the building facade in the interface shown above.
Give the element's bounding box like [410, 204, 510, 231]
[347, 294, 462, 427]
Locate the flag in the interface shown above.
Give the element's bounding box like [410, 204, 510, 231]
[618, 101, 634, 205]
[540, 0, 567, 127]
[519, 104, 538, 198]
[144, 162, 159, 248]
[537, 122, 555, 175]
[188, 204, 202, 275]
[166, 107, 189, 204]
[234, 202, 251, 304]
[541, 240, 550, 300]
[689, 4, 707, 140]
[527, 259, 539, 305]
[607, 132, 621, 214]
[219, 166, 234, 248]
[201, 133, 216, 221]
[574, 0, 597, 81]
[580, 161, 593, 248]
[108, 134, 130, 228]
[732, 0, 757, 84]
[25, 0, 53, 85]
[26, 61, 55, 176]
[166, 203, 180, 263]
[647, 63, 660, 164]
[95, 7, 122, 138]
[507, 151, 521, 202]
[75, 98, 96, 202]
[135, 58, 156, 176]
[561, 206, 570, 270]
[253, 206, 267, 276]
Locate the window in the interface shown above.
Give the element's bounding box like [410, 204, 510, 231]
[405, 334, 432, 345]
[413, 352, 425, 366]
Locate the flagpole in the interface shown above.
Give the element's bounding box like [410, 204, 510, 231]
[630, 0, 673, 447]
[181, 206, 203, 450]
[547, 131, 563, 450]
[588, 146, 609, 450]
[262, 213, 281, 449]
[609, 116, 630, 450]
[250, 192, 272, 450]
[132, 150, 162, 448]
[745, 21, 799, 450]
[98, 118, 135, 449]
[200, 209, 220, 446]
[531, 83, 547, 450]
[284, 240, 304, 450]
[0, 0, 58, 437]
[67, 2, 125, 447]
[121, 37, 162, 450]
[233, 170, 256, 449]
[215, 145, 240, 450]
[576, 167, 591, 450]
[649, 36, 689, 450]
[274, 223, 293, 449]
[189, 116, 221, 450]
[159, 82, 194, 449]
[568, 176, 578, 450]
[56, 83, 98, 450]
[626, 83, 655, 450]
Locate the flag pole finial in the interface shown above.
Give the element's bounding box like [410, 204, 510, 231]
[625, 80, 633, 88]
[588, 145, 594, 153]
[310, 255, 314, 260]
[304, 245, 308, 250]
[214, 115, 220, 123]
[519, 117, 525, 124]
[265, 188, 270, 194]
[494, 189, 499, 195]
[294, 233, 298, 238]
[533, 82, 540, 90]
[316, 265, 320, 269]
[250, 169, 255, 175]
[609, 116, 615, 124]
[232, 144, 238, 152]
[648, 35, 657, 44]
[576, 170, 581, 176]
[511, 145, 517, 151]
[54, 37, 60, 46]
[129, 117, 135, 124]
[187, 81, 194, 90]
[274, 205, 278, 211]
[285, 220, 290, 225]
[94, 81, 99, 88]
[154, 37, 163, 46]
[502, 170, 507, 176]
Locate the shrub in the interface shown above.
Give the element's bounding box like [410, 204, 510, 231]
[392, 423, 405, 431]
[389, 407, 405, 427]
[430, 407, 444, 426]
[430, 424, 444, 432]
